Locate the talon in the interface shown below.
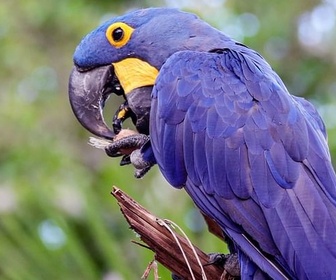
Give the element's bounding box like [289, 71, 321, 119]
[134, 166, 152, 178]
[206, 253, 229, 267]
[171, 273, 184, 280]
[205, 253, 240, 278]
[120, 155, 131, 165]
[130, 149, 154, 178]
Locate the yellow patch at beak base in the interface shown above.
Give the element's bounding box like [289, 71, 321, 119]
[112, 58, 159, 94]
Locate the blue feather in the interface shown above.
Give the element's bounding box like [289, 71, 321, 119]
[150, 47, 336, 279]
[77, 7, 336, 279]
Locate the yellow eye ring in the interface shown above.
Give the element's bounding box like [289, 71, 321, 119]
[106, 22, 134, 48]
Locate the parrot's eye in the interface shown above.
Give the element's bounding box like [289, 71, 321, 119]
[106, 22, 134, 48]
[112, 28, 124, 41]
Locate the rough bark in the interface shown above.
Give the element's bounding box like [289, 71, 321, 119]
[111, 187, 238, 280]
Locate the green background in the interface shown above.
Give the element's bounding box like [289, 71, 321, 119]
[1, 0, 335, 279]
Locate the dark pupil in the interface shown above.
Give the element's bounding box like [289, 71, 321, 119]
[112, 27, 124, 41]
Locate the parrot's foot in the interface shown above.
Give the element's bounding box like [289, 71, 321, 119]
[206, 252, 240, 279]
[105, 133, 154, 178]
[171, 253, 240, 280]
[129, 149, 154, 178]
[105, 133, 149, 157]
[171, 273, 184, 280]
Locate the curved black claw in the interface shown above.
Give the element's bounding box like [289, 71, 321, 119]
[120, 155, 131, 166]
[131, 150, 154, 178]
[206, 253, 240, 278]
[171, 273, 184, 280]
[105, 134, 154, 178]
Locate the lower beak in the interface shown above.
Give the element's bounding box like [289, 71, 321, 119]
[68, 65, 115, 139]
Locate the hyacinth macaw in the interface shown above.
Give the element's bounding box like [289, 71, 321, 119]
[68, 8, 336, 279]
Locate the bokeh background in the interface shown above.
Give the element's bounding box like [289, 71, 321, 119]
[1, 0, 335, 279]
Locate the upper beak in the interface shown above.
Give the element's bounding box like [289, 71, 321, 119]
[68, 65, 116, 139]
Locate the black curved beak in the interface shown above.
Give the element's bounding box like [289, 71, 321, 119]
[68, 65, 116, 139]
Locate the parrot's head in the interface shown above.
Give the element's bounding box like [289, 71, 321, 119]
[69, 8, 230, 139]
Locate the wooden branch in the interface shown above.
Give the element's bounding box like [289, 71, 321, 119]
[111, 187, 228, 279]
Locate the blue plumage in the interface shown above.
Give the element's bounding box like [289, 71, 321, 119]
[151, 49, 336, 278]
[70, 8, 336, 279]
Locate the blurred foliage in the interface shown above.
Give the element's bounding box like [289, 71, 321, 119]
[0, 0, 335, 279]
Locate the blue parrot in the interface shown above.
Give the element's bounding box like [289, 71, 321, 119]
[68, 8, 336, 279]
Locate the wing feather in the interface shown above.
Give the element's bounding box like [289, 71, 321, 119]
[150, 48, 336, 279]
